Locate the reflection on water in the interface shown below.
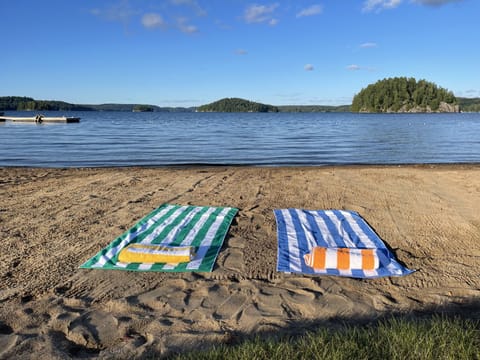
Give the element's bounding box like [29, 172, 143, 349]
[0, 111, 479, 167]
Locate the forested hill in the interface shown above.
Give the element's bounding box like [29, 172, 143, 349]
[351, 77, 459, 113]
[0, 97, 93, 111]
[0, 97, 194, 112]
[277, 105, 351, 112]
[457, 97, 480, 112]
[196, 98, 279, 112]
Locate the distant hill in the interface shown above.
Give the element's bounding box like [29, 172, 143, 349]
[457, 97, 480, 112]
[277, 105, 351, 112]
[0, 96, 93, 111]
[351, 77, 459, 113]
[0, 96, 194, 112]
[197, 98, 279, 112]
[85, 103, 195, 112]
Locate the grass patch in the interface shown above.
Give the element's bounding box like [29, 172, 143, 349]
[170, 315, 479, 360]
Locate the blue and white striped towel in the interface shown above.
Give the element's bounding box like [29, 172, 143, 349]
[274, 209, 414, 278]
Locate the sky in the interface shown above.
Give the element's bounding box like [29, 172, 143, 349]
[1, 0, 478, 107]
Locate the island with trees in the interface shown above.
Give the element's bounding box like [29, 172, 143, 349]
[132, 105, 154, 112]
[196, 98, 279, 112]
[351, 77, 459, 113]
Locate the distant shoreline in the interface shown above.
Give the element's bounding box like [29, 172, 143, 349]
[1, 105, 352, 113]
[3, 96, 480, 113]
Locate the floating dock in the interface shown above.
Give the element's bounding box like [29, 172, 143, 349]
[0, 115, 80, 123]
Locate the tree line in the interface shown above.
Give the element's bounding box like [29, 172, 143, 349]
[0, 97, 194, 112]
[3, 89, 480, 114]
[457, 97, 480, 112]
[277, 105, 351, 112]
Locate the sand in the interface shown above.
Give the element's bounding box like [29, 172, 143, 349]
[0, 165, 479, 358]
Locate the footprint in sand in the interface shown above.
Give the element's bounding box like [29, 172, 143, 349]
[0, 334, 18, 358]
[0, 321, 17, 358]
[221, 249, 245, 273]
[214, 292, 248, 320]
[66, 310, 120, 349]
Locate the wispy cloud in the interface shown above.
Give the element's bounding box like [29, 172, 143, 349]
[235, 49, 248, 55]
[362, 0, 463, 12]
[360, 42, 378, 48]
[90, 0, 138, 25]
[92, 0, 205, 34]
[244, 4, 279, 25]
[142, 13, 166, 29]
[346, 64, 376, 71]
[362, 0, 402, 12]
[347, 64, 362, 71]
[413, 0, 464, 5]
[269, 18, 279, 26]
[171, 0, 207, 16]
[296, 4, 323, 18]
[176, 17, 198, 34]
[463, 89, 480, 97]
[304, 64, 314, 71]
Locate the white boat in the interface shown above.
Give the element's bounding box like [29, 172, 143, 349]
[0, 115, 80, 123]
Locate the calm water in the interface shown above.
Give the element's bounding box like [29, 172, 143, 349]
[1, 111, 479, 167]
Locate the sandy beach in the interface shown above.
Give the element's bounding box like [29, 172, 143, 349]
[1, 165, 479, 358]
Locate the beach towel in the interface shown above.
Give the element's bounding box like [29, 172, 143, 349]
[80, 204, 238, 272]
[274, 209, 414, 278]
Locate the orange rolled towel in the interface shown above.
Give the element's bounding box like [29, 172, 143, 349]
[303, 247, 380, 271]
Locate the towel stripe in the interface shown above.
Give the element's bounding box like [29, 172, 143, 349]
[135, 205, 192, 246]
[187, 207, 233, 270]
[140, 206, 216, 271]
[80, 204, 237, 272]
[274, 209, 293, 272]
[274, 209, 414, 278]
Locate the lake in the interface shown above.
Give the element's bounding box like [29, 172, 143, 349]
[1, 111, 479, 167]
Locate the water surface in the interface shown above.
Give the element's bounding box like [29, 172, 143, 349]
[1, 111, 479, 167]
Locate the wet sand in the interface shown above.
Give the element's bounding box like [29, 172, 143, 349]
[0, 165, 479, 358]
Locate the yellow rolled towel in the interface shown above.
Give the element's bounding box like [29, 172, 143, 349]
[303, 247, 380, 271]
[118, 244, 195, 264]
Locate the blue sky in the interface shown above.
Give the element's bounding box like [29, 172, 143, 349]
[1, 0, 478, 106]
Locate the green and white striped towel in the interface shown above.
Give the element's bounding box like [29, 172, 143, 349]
[80, 204, 238, 272]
